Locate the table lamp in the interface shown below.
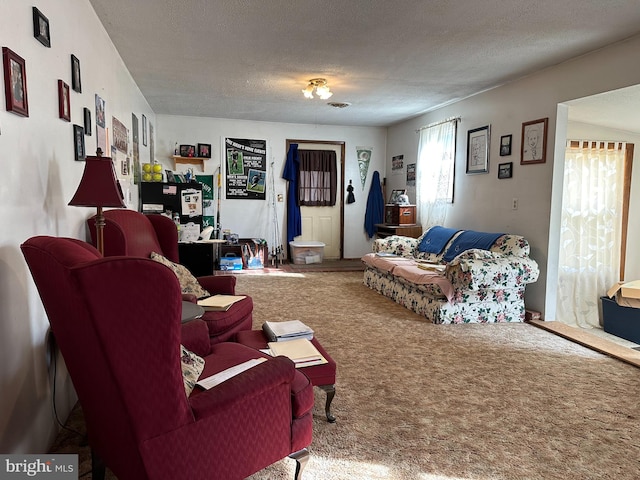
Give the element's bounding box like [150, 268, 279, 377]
[69, 151, 125, 255]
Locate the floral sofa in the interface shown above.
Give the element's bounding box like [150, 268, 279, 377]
[362, 226, 540, 324]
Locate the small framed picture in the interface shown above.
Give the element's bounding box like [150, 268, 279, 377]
[71, 55, 81, 93]
[388, 189, 406, 204]
[83, 107, 92, 135]
[166, 170, 176, 182]
[58, 80, 70, 122]
[180, 144, 196, 157]
[521, 118, 548, 165]
[32, 7, 51, 48]
[73, 124, 85, 161]
[142, 114, 148, 146]
[500, 134, 512, 156]
[95, 94, 105, 128]
[498, 162, 513, 179]
[2, 47, 29, 117]
[197, 143, 211, 158]
[466, 125, 490, 174]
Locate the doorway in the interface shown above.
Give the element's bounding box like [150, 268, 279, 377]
[285, 139, 345, 260]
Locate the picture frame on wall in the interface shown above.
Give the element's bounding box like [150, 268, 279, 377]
[142, 114, 148, 146]
[500, 134, 512, 156]
[521, 117, 548, 165]
[197, 143, 211, 158]
[73, 124, 85, 161]
[83, 107, 92, 135]
[466, 125, 490, 174]
[71, 54, 82, 93]
[32, 7, 51, 48]
[498, 162, 513, 179]
[58, 80, 70, 121]
[2, 47, 29, 117]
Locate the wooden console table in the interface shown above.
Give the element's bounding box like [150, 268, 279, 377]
[375, 223, 422, 239]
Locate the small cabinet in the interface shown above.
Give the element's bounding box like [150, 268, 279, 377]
[385, 204, 416, 225]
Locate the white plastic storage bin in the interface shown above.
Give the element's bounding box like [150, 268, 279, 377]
[289, 241, 325, 265]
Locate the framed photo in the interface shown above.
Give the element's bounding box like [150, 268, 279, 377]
[32, 7, 51, 48]
[73, 124, 85, 161]
[95, 94, 105, 128]
[142, 114, 147, 146]
[466, 125, 490, 174]
[166, 170, 176, 182]
[500, 134, 512, 156]
[71, 55, 81, 93]
[197, 143, 211, 158]
[180, 144, 196, 157]
[83, 107, 92, 136]
[2, 47, 29, 117]
[521, 117, 548, 165]
[498, 162, 513, 179]
[58, 80, 70, 121]
[388, 189, 406, 204]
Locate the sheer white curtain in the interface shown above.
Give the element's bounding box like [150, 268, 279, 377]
[416, 119, 457, 227]
[556, 141, 626, 328]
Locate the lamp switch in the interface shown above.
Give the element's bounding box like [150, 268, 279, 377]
[512, 198, 518, 210]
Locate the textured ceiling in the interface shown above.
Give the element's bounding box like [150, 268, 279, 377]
[88, 0, 640, 127]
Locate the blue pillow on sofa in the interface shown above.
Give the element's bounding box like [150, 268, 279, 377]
[418, 226, 460, 254]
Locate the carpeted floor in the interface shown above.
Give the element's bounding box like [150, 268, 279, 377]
[50, 272, 640, 479]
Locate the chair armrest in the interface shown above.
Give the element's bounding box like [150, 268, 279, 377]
[197, 275, 236, 295]
[446, 251, 540, 291]
[181, 320, 211, 357]
[189, 356, 297, 420]
[182, 293, 198, 303]
[372, 235, 418, 256]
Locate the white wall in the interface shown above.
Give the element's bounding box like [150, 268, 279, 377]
[155, 116, 387, 259]
[0, 0, 154, 453]
[386, 34, 640, 318]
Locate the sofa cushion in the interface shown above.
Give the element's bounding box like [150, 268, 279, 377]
[181, 345, 205, 396]
[150, 252, 210, 298]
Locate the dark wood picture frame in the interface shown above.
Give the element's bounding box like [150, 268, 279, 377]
[32, 7, 51, 48]
[71, 54, 82, 93]
[73, 124, 85, 161]
[180, 144, 196, 157]
[500, 134, 512, 156]
[58, 80, 70, 121]
[466, 125, 490, 174]
[142, 114, 148, 146]
[197, 143, 211, 158]
[521, 117, 548, 165]
[498, 162, 513, 179]
[2, 47, 29, 117]
[83, 107, 92, 136]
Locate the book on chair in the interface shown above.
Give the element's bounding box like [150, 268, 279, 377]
[268, 338, 327, 368]
[197, 294, 246, 311]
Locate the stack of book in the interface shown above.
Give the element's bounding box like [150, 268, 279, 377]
[262, 320, 314, 342]
[268, 338, 327, 368]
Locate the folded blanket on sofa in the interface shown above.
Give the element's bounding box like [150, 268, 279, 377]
[418, 226, 460, 254]
[442, 230, 504, 262]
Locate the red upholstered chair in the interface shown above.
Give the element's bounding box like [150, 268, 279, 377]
[21, 236, 313, 480]
[87, 209, 253, 347]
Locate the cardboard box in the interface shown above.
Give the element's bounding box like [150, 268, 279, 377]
[220, 256, 243, 270]
[601, 296, 640, 343]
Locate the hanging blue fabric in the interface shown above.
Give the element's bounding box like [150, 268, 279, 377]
[283, 143, 302, 244]
[364, 171, 384, 238]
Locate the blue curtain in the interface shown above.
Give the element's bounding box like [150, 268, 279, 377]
[283, 143, 302, 244]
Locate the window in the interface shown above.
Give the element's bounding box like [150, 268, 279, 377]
[298, 149, 337, 206]
[415, 118, 457, 227]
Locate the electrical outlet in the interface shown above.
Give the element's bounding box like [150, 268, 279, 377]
[512, 198, 518, 210]
[277, 194, 283, 202]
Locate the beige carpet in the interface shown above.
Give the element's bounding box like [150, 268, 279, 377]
[50, 272, 640, 479]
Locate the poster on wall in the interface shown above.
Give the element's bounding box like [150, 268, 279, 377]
[131, 113, 140, 184]
[406, 163, 416, 187]
[196, 174, 215, 228]
[224, 138, 267, 200]
[392, 154, 404, 175]
[356, 146, 372, 190]
[112, 116, 129, 153]
[95, 94, 106, 154]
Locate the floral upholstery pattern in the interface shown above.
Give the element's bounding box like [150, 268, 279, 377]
[364, 226, 539, 324]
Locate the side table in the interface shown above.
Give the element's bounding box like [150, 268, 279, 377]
[236, 329, 337, 423]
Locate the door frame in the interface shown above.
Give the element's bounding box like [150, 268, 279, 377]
[286, 139, 346, 259]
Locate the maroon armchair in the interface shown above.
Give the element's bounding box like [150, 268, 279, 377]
[87, 209, 252, 347]
[21, 236, 313, 480]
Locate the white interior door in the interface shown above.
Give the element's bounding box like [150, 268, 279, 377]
[296, 144, 342, 260]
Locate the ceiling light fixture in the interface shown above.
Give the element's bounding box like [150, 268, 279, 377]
[302, 78, 333, 100]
